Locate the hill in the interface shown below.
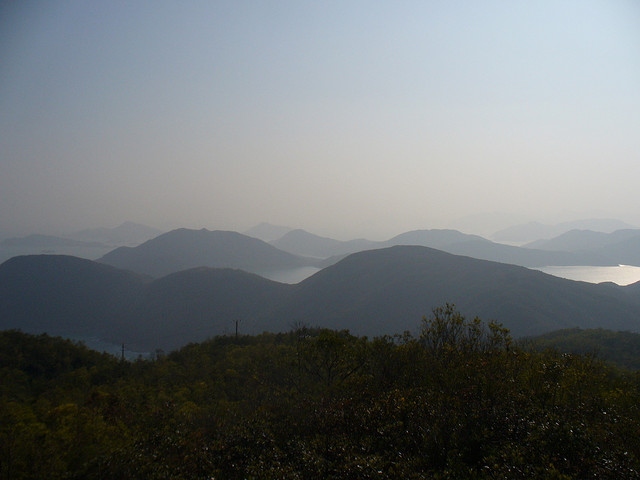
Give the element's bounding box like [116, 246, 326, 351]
[383, 229, 612, 267]
[0, 255, 147, 341]
[243, 222, 293, 242]
[71, 221, 163, 246]
[277, 246, 640, 338]
[492, 218, 634, 244]
[1, 234, 105, 248]
[271, 228, 614, 267]
[126, 267, 293, 349]
[528, 328, 640, 370]
[3, 324, 639, 478]
[271, 229, 379, 258]
[4, 248, 640, 351]
[98, 228, 319, 278]
[526, 229, 640, 266]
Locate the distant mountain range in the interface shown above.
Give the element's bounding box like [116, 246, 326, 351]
[2, 222, 162, 248]
[99, 228, 320, 278]
[1, 234, 104, 248]
[2, 247, 640, 352]
[243, 222, 294, 242]
[268, 228, 617, 268]
[5, 219, 637, 274]
[0, 222, 163, 264]
[525, 229, 640, 266]
[491, 219, 635, 244]
[71, 221, 163, 246]
[95, 227, 624, 283]
[271, 229, 379, 258]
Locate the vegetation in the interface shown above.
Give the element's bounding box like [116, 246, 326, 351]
[529, 327, 640, 371]
[2, 306, 640, 479]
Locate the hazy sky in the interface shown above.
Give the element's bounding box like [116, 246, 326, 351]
[2, 1, 639, 240]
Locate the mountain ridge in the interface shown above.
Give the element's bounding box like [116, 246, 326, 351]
[3, 247, 640, 351]
[99, 228, 320, 278]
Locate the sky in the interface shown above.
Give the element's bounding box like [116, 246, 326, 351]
[1, 1, 640, 240]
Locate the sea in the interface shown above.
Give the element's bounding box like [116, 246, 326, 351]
[533, 265, 640, 286]
[265, 265, 640, 287]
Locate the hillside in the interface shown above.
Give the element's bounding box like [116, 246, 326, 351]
[528, 328, 640, 370]
[271, 229, 379, 258]
[71, 221, 163, 246]
[492, 218, 635, 244]
[243, 222, 293, 242]
[3, 324, 639, 478]
[3, 248, 640, 351]
[127, 267, 293, 349]
[99, 228, 319, 278]
[526, 229, 640, 266]
[277, 246, 640, 338]
[272, 228, 614, 267]
[0, 255, 147, 341]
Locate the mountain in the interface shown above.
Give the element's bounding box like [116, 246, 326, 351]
[71, 221, 163, 246]
[0, 223, 163, 265]
[0, 255, 147, 341]
[271, 228, 614, 268]
[0, 234, 113, 264]
[492, 219, 635, 244]
[98, 228, 319, 278]
[127, 267, 292, 349]
[1, 234, 105, 248]
[597, 236, 640, 266]
[526, 229, 640, 266]
[243, 222, 294, 242]
[526, 229, 640, 251]
[276, 246, 640, 338]
[382, 229, 612, 267]
[3, 248, 640, 352]
[271, 229, 379, 258]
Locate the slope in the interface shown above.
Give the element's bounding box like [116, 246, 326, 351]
[526, 229, 640, 266]
[99, 228, 318, 278]
[3, 247, 640, 352]
[271, 229, 379, 258]
[126, 267, 292, 350]
[276, 246, 640, 338]
[0, 255, 147, 340]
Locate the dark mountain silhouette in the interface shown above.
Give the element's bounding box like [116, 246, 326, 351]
[126, 268, 293, 350]
[3, 248, 640, 352]
[98, 228, 319, 278]
[271, 229, 379, 258]
[276, 246, 640, 338]
[71, 221, 163, 246]
[0, 255, 147, 341]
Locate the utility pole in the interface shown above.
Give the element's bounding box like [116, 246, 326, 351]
[121, 343, 125, 361]
[235, 319, 239, 340]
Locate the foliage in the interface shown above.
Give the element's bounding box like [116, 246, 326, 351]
[529, 327, 640, 370]
[2, 307, 640, 479]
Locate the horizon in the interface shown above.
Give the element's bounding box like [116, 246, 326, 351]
[1, 215, 639, 244]
[2, 2, 639, 241]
